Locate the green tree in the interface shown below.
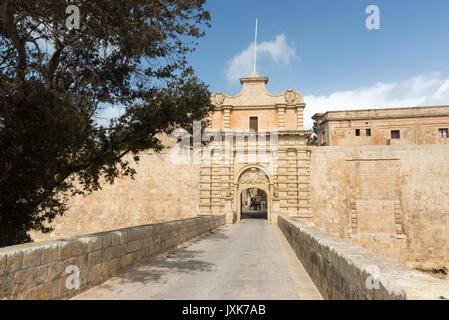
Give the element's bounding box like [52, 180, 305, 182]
[0, 0, 213, 247]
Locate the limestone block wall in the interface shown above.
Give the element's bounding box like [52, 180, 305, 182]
[324, 116, 449, 146]
[229, 109, 279, 131]
[274, 143, 311, 219]
[315, 106, 449, 146]
[0, 214, 225, 300]
[278, 215, 449, 300]
[31, 149, 200, 242]
[310, 144, 449, 271]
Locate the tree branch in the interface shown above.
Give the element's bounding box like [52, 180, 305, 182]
[46, 22, 92, 89]
[0, 0, 27, 101]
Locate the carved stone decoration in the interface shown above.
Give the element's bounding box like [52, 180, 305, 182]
[238, 168, 269, 185]
[211, 92, 225, 107]
[283, 90, 303, 105]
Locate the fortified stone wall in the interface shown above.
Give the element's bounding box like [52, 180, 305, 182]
[29, 138, 449, 278]
[278, 215, 449, 300]
[309, 144, 449, 272]
[1, 214, 226, 300]
[31, 150, 201, 242]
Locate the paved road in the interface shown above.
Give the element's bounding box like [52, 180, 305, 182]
[74, 219, 322, 300]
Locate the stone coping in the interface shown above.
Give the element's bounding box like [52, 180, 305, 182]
[309, 143, 449, 151]
[0, 214, 226, 300]
[278, 214, 449, 300]
[312, 105, 449, 122]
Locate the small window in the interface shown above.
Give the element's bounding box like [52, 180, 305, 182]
[391, 130, 400, 139]
[439, 128, 448, 138]
[355, 129, 360, 136]
[249, 117, 258, 132]
[366, 129, 371, 137]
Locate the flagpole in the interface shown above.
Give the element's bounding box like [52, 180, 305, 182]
[254, 18, 258, 73]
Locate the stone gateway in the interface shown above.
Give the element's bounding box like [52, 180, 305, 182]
[200, 72, 312, 224]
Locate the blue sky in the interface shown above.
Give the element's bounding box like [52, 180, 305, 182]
[97, 1, 449, 129]
[182, 0, 449, 127]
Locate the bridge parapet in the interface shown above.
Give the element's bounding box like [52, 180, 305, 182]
[0, 214, 225, 300]
[278, 214, 449, 300]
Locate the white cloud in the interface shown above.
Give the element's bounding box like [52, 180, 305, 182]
[95, 105, 125, 127]
[225, 34, 298, 84]
[433, 79, 449, 100]
[303, 73, 449, 129]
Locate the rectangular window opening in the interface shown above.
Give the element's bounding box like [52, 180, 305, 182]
[250, 117, 258, 132]
[366, 129, 371, 136]
[439, 128, 448, 138]
[355, 129, 360, 136]
[391, 130, 400, 139]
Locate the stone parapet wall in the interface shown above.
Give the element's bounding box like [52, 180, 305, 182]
[320, 105, 449, 121]
[0, 214, 225, 300]
[278, 214, 449, 300]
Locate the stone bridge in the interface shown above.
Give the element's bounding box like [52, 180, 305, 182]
[2, 214, 449, 300]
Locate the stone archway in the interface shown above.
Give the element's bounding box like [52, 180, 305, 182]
[240, 187, 268, 219]
[235, 166, 273, 223]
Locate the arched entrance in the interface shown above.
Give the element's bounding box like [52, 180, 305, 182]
[241, 188, 268, 219]
[235, 166, 273, 222]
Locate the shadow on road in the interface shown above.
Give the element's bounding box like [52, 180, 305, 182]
[241, 208, 267, 220]
[83, 227, 230, 294]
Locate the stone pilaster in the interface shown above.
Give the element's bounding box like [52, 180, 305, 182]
[199, 165, 212, 215]
[286, 148, 298, 215]
[297, 105, 305, 130]
[296, 149, 312, 219]
[210, 163, 222, 214]
[223, 106, 232, 130]
[276, 148, 288, 212]
[277, 105, 286, 129]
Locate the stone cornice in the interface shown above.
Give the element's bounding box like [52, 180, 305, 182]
[312, 105, 449, 125]
[317, 112, 449, 125]
[239, 75, 269, 85]
[210, 73, 304, 108]
[203, 129, 313, 137]
[214, 103, 306, 111]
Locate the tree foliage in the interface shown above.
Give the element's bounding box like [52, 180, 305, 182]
[0, 0, 213, 246]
